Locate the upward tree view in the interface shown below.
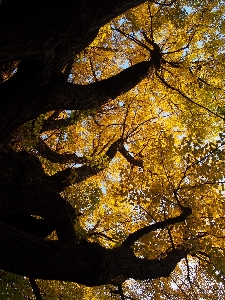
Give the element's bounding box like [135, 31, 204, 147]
[0, 0, 225, 299]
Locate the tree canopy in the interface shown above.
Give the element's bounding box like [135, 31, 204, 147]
[0, 0, 225, 299]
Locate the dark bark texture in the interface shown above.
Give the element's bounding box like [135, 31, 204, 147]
[0, 0, 155, 139]
[0, 0, 190, 288]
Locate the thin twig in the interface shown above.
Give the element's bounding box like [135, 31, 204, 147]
[156, 72, 224, 120]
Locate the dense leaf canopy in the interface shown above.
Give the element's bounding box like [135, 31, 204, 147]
[0, 0, 225, 299]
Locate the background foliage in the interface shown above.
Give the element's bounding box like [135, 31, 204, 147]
[1, 0, 225, 299]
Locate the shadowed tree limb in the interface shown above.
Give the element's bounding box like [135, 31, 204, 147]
[47, 138, 145, 192]
[0, 60, 155, 140]
[40, 115, 78, 132]
[44, 60, 156, 112]
[29, 277, 43, 300]
[119, 145, 143, 168]
[122, 207, 192, 248]
[47, 138, 123, 192]
[0, 221, 189, 284]
[35, 137, 87, 164]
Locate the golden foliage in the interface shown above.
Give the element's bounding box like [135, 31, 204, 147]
[6, 0, 225, 299]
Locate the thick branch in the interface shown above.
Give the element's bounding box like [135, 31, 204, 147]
[0, 60, 154, 139]
[48, 138, 123, 192]
[35, 137, 87, 164]
[41, 117, 73, 132]
[47, 165, 101, 192]
[47, 139, 146, 192]
[122, 208, 192, 247]
[41, 112, 81, 132]
[44, 60, 155, 112]
[0, 222, 108, 285]
[123, 246, 189, 280]
[118, 146, 143, 167]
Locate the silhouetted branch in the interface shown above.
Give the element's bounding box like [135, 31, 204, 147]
[29, 277, 42, 300]
[35, 137, 87, 164]
[118, 146, 143, 167]
[122, 207, 192, 247]
[41, 111, 81, 132]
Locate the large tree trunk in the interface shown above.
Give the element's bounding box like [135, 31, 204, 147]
[0, 0, 155, 140]
[0, 0, 147, 64]
[0, 222, 107, 286]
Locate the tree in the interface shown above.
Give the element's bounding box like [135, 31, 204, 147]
[0, 0, 225, 299]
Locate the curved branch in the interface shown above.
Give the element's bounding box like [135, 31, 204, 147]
[126, 245, 189, 280]
[107, 244, 189, 284]
[45, 60, 155, 112]
[122, 207, 192, 247]
[35, 137, 87, 164]
[0, 60, 155, 139]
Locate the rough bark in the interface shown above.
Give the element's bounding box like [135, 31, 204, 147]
[0, 0, 159, 140]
